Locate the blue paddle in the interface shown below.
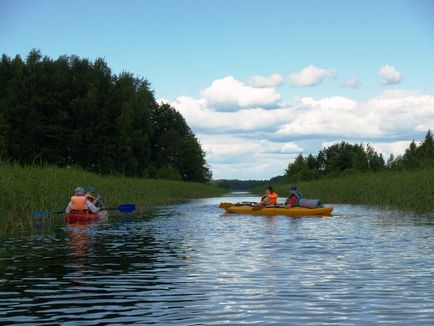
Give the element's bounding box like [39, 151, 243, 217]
[32, 203, 136, 217]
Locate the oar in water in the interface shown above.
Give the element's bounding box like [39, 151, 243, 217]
[32, 203, 136, 217]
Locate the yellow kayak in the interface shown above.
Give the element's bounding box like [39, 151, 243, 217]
[219, 202, 333, 217]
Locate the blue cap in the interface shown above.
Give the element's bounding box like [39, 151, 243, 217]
[289, 185, 297, 191]
[86, 186, 95, 193]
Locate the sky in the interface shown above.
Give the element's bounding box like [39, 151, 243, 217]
[1, 0, 434, 180]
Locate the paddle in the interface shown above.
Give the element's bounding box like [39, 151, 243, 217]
[32, 203, 136, 217]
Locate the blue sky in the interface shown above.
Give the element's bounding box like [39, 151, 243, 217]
[1, 0, 434, 179]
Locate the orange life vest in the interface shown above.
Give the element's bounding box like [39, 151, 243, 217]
[70, 195, 89, 212]
[261, 192, 278, 205]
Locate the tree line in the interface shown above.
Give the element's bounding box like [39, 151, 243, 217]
[0, 50, 211, 182]
[211, 179, 268, 190]
[285, 130, 434, 182]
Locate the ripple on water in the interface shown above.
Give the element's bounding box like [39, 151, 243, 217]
[1, 196, 434, 324]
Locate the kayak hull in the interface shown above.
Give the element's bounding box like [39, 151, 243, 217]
[220, 203, 333, 217]
[65, 210, 108, 223]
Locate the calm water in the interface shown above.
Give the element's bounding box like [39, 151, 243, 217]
[1, 193, 434, 325]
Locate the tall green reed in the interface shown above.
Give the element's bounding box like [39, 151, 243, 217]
[0, 163, 226, 233]
[253, 168, 434, 213]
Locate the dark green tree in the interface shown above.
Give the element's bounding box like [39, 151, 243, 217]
[366, 144, 385, 171]
[418, 130, 434, 167]
[402, 140, 419, 169]
[0, 50, 211, 182]
[285, 153, 318, 181]
[150, 103, 211, 182]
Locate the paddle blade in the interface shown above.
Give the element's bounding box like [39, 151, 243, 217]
[219, 202, 233, 209]
[32, 211, 50, 217]
[117, 204, 136, 213]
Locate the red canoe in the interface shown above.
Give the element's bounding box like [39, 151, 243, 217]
[65, 210, 108, 224]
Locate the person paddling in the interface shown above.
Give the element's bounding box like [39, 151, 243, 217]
[284, 185, 303, 208]
[255, 186, 278, 208]
[65, 187, 100, 214]
[85, 186, 103, 208]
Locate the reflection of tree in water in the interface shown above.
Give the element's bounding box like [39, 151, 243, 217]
[67, 220, 164, 276]
[0, 213, 205, 323]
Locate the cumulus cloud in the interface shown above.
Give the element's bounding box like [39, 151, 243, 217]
[202, 136, 301, 162]
[365, 89, 434, 134]
[277, 90, 434, 139]
[168, 95, 291, 133]
[277, 107, 380, 138]
[246, 73, 284, 88]
[200, 76, 281, 111]
[276, 95, 372, 137]
[198, 134, 303, 179]
[378, 64, 402, 85]
[297, 96, 358, 110]
[168, 86, 434, 145]
[370, 141, 413, 158]
[340, 75, 362, 88]
[163, 74, 434, 179]
[288, 65, 336, 87]
[281, 142, 303, 153]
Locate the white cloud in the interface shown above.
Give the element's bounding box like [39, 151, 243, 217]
[167, 95, 293, 133]
[370, 141, 413, 159]
[365, 89, 434, 134]
[247, 73, 284, 88]
[198, 134, 302, 179]
[288, 65, 336, 87]
[298, 96, 358, 110]
[340, 75, 362, 88]
[170, 86, 434, 141]
[200, 76, 281, 110]
[281, 142, 303, 153]
[277, 90, 434, 139]
[164, 74, 434, 179]
[378, 64, 402, 85]
[276, 95, 378, 137]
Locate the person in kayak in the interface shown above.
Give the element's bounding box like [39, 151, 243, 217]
[256, 186, 278, 207]
[65, 186, 101, 214]
[85, 186, 103, 208]
[284, 185, 303, 207]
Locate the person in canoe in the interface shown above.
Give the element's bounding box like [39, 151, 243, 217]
[283, 185, 303, 207]
[85, 186, 104, 208]
[255, 186, 278, 207]
[65, 187, 101, 214]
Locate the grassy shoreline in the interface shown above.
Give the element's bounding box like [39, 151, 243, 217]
[0, 164, 226, 233]
[252, 168, 434, 213]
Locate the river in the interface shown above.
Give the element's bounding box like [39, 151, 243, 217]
[1, 193, 434, 325]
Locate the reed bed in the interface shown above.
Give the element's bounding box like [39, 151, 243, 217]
[253, 168, 434, 213]
[0, 163, 226, 233]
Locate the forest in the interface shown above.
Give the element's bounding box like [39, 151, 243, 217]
[284, 130, 434, 182]
[0, 50, 211, 182]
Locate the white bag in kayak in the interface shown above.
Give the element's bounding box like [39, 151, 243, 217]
[299, 198, 323, 208]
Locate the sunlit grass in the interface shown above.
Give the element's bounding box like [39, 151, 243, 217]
[0, 163, 226, 233]
[253, 168, 434, 213]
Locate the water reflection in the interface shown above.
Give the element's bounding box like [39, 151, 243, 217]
[0, 195, 434, 324]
